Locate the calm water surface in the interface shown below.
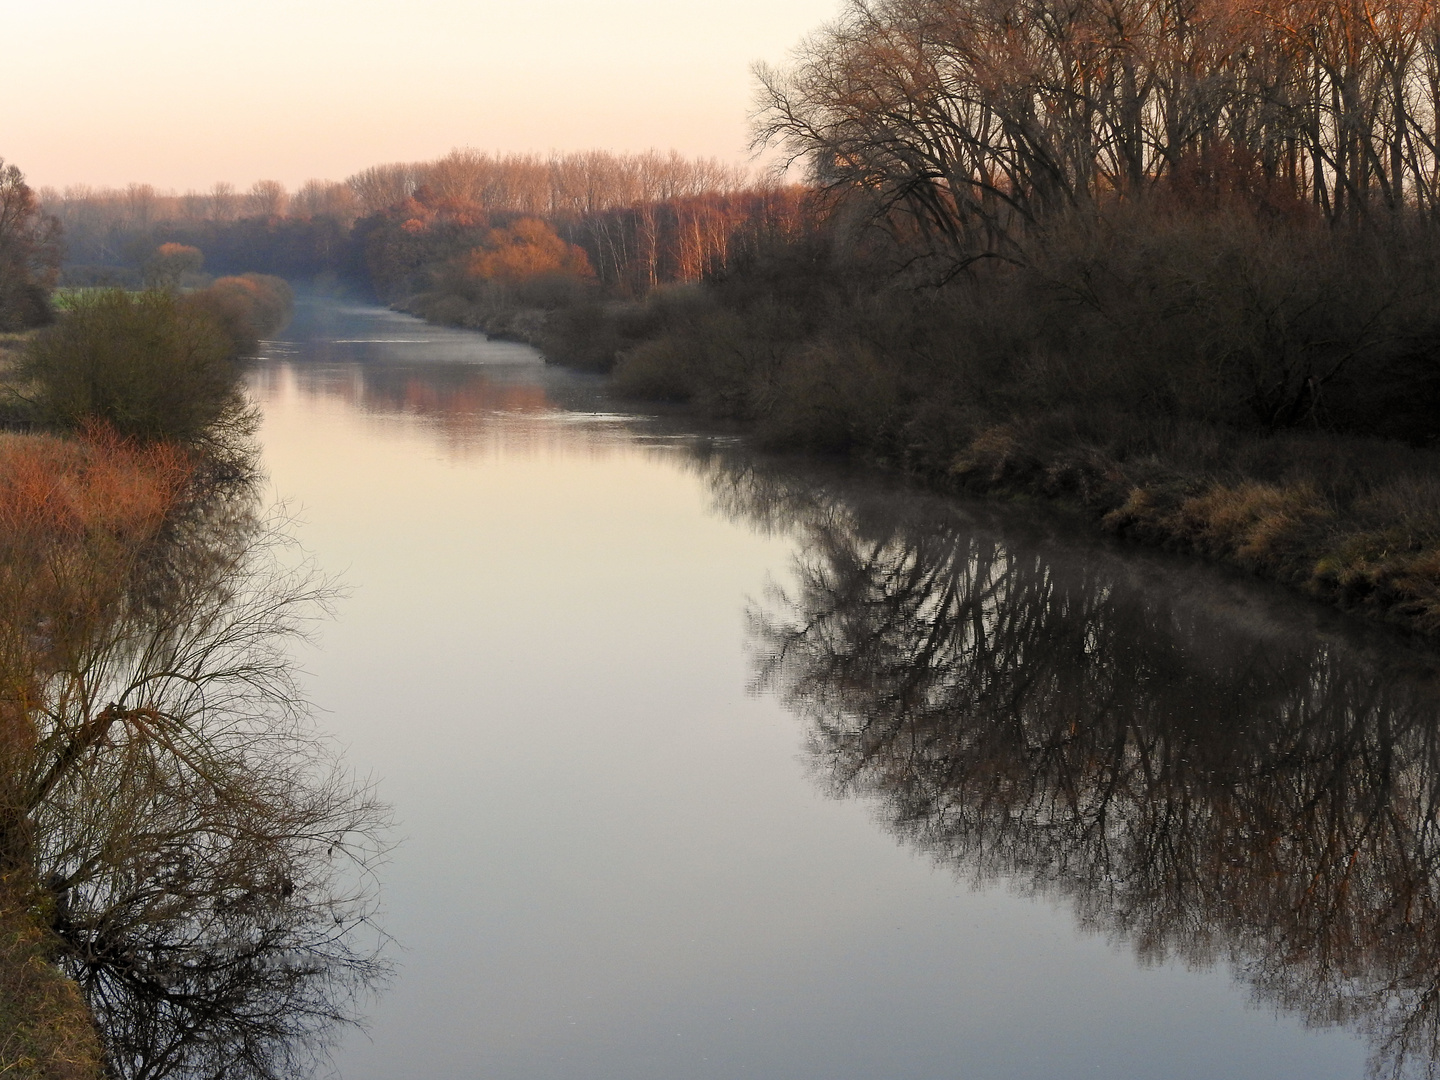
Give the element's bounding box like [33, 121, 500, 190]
[247, 299, 1439, 1079]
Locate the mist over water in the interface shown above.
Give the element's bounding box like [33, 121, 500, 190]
[243, 299, 1422, 1079]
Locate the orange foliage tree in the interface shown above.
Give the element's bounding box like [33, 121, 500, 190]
[463, 218, 593, 284]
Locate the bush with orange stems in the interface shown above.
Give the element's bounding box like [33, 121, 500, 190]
[462, 218, 592, 286]
[0, 424, 389, 1079]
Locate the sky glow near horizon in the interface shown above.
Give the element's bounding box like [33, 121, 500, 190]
[10, 0, 840, 192]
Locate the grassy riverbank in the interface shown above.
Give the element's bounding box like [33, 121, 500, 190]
[0, 878, 103, 1080]
[931, 421, 1440, 636]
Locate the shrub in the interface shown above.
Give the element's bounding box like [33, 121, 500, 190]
[0, 433, 191, 1071]
[0, 160, 59, 334]
[760, 338, 901, 452]
[539, 300, 658, 372]
[19, 290, 246, 444]
[611, 336, 697, 401]
[182, 273, 294, 356]
[0, 283, 53, 333]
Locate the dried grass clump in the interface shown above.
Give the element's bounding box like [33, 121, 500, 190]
[0, 876, 103, 1080]
[949, 426, 1025, 484]
[1177, 482, 1332, 564]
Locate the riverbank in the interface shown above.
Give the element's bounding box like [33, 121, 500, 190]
[398, 258, 1440, 641]
[931, 422, 1440, 637]
[0, 878, 103, 1080]
[0, 429, 194, 1080]
[0, 278, 319, 1078]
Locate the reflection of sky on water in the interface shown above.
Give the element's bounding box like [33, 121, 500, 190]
[251, 301, 1375, 1080]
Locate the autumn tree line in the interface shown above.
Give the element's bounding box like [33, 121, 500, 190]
[37, 149, 805, 304]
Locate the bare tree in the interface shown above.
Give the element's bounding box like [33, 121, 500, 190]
[207, 183, 237, 224]
[244, 181, 288, 219]
[753, 0, 1440, 262]
[291, 180, 359, 225]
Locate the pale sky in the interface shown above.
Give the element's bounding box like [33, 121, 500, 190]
[9, 0, 841, 192]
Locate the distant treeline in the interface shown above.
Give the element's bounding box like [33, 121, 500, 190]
[39, 150, 806, 301]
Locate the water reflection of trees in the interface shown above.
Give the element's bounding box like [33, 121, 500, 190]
[2, 456, 388, 1080]
[718, 456, 1440, 1078]
[263, 359, 552, 424]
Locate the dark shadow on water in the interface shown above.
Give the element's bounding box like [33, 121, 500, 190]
[705, 448, 1440, 1079]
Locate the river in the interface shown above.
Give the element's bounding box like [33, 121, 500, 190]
[246, 297, 1438, 1080]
